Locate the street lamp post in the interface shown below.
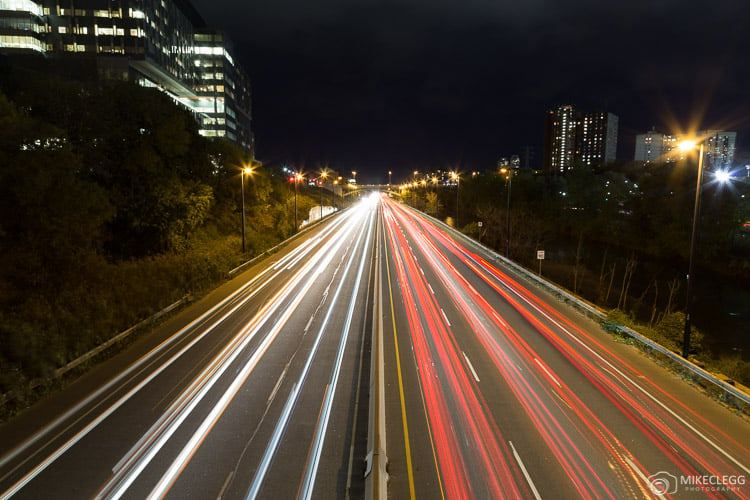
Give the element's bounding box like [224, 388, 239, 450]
[451, 171, 460, 227]
[431, 176, 438, 216]
[500, 167, 512, 258]
[680, 141, 705, 358]
[293, 172, 302, 232]
[240, 165, 253, 253]
[319, 170, 328, 221]
[388, 170, 392, 186]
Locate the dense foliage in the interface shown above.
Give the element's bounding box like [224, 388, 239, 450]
[0, 62, 319, 404]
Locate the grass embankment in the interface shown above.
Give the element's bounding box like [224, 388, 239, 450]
[0, 232, 249, 419]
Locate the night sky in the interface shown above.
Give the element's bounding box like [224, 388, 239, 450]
[191, 0, 750, 183]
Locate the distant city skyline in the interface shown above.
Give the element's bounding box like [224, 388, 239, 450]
[4, 0, 750, 181]
[182, 0, 750, 181]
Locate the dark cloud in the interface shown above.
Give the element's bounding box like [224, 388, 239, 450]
[192, 0, 750, 180]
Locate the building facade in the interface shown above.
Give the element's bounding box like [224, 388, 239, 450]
[544, 105, 577, 173]
[578, 111, 618, 167]
[543, 104, 619, 173]
[0, 0, 46, 53]
[634, 127, 672, 164]
[191, 30, 252, 152]
[703, 130, 736, 170]
[0, 0, 253, 154]
[634, 128, 736, 169]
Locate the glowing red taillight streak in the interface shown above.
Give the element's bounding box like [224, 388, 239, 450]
[383, 202, 527, 499]
[392, 201, 748, 497]
[387, 201, 618, 498]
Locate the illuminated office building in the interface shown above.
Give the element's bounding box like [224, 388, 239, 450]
[0, 0, 253, 154]
[0, 0, 46, 53]
[192, 30, 252, 152]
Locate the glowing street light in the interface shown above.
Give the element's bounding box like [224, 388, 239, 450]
[677, 139, 705, 358]
[715, 169, 732, 183]
[240, 163, 255, 253]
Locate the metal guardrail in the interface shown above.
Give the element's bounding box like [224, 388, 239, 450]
[54, 294, 192, 379]
[0, 295, 191, 409]
[418, 207, 750, 412]
[228, 207, 346, 277]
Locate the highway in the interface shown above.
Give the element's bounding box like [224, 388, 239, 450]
[379, 196, 750, 499]
[1, 193, 749, 499]
[0, 195, 379, 499]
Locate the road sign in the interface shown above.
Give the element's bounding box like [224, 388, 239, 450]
[537, 250, 545, 260]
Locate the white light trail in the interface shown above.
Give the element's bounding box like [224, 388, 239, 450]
[0, 210, 355, 497]
[299, 207, 375, 500]
[2, 242, 318, 499]
[247, 205, 373, 499]
[143, 209, 368, 499]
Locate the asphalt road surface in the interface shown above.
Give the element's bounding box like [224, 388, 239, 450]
[378, 196, 750, 499]
[1, 193, 748, 499]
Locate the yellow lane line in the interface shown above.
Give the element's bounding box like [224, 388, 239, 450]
[383, 214, 417, 500]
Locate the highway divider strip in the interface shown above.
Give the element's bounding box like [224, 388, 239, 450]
[365, 209, 389, 499]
